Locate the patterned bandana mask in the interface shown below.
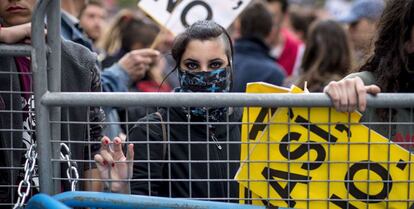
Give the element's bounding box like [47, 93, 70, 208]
[176, 68, 231, 121]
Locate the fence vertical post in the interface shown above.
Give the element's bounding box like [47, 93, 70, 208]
[32, 0, 53, 194]
[46, 0, 62, 195]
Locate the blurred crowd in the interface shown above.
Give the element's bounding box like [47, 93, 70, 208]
[81, 0, 383, 121]
[62, 0, 384, 93]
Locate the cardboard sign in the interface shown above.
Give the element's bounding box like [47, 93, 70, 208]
[138, 0, 251, 35]
[239, 82, 302, 205]
[236, 102, 414, 208]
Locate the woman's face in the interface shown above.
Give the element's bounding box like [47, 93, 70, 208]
[0, 0, 36, 26]
[180, 38, 229, 72]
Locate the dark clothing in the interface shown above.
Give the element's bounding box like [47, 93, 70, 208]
[232, 38, 285, 92]
[130, 107, 242, 200]
[0, 39, 104, 204]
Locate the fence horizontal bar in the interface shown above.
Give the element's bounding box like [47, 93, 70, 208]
[0, 44, 32, 56]
[54, 191, 275, 209]
[26, 194, 70, 209]
[42, 92, 414, 108]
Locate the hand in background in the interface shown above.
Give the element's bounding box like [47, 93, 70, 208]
[118, 49, 160, 82]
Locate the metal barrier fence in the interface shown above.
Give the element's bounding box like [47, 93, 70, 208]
[0, 0, 60, 207]
[42, 92, 414, 209]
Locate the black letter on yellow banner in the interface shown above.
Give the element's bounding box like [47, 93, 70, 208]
[248, 108, 277, 140]
[262, 167, 311, 208]
[279, 132, 326, 170]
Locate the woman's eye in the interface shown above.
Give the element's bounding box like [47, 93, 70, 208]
[210, 62, 223, 69]
[185, 63, 199, 70]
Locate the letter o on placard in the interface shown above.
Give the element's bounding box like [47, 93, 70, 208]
[345, 161, 392, 203]
[180, 1, 213, 27]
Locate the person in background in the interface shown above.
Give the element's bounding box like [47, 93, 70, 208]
[337, 0, 385, 67]
[60, 2, 159, 191]
[99, 10, 168, 92]
[61, 4, 160, 139]
[94, 20, 242, 200]
[78, 0, 107, 47]
[266, 0, 303, 77]
[61, 0, 93, 50]
[98, 10, 170, 129]
[0, 0, 104, 204]
[157, 29, 180, 89]
[288, 4, 316, 42]
[324, 0, 414, 151]
[232, 1, 285, 92]
[296, 20, 353, 92]
[61, 2, 159, 94]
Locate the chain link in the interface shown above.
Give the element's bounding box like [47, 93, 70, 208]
[13, 143, 38, 209]
[60, 143, 79, 191]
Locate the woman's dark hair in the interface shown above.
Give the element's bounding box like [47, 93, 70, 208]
[297, 20, 353, 91]
[98, 10, 159, 54]
[171, 20, 234, 69]
[360, 0, 414, 92]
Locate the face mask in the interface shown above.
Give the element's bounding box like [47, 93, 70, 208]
[177, 68, 230, 93]
[176, 67, 231, 121]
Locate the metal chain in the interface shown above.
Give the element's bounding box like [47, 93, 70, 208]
[60, 143, 79, 192]
[13, 143, 38, 209]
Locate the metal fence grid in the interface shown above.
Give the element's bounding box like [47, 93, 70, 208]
[42, 93, 414, 209]
[0, 0, 60, 207]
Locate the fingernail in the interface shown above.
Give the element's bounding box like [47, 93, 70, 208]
[112, 163, 115, 167]
[103, 160, 107, 165]
[104, 139, 109, 145]
[114, 139, 120, 144]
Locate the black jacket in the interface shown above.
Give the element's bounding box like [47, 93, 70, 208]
[232, 37, 285, 92]
[130, 107, 241, 201]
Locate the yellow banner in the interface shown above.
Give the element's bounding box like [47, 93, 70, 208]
[236, 103, 414, 208]
[239, 82, 301, 205]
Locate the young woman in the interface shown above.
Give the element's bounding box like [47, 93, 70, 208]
[324, 0, 414, 150]
[94, 20, 241, 199]
[297, 20, 353, 92]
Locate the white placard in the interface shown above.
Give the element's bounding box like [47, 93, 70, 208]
[138, 0, 251, 35]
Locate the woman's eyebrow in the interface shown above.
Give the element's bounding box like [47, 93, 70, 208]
[183, 58, 199, 63]
[209, 58, 225, 63]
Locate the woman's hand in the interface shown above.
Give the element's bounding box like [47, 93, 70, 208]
[0, 23, 31, 44]
[94, 136, 134, 193]
[323, 77, 381, 112]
